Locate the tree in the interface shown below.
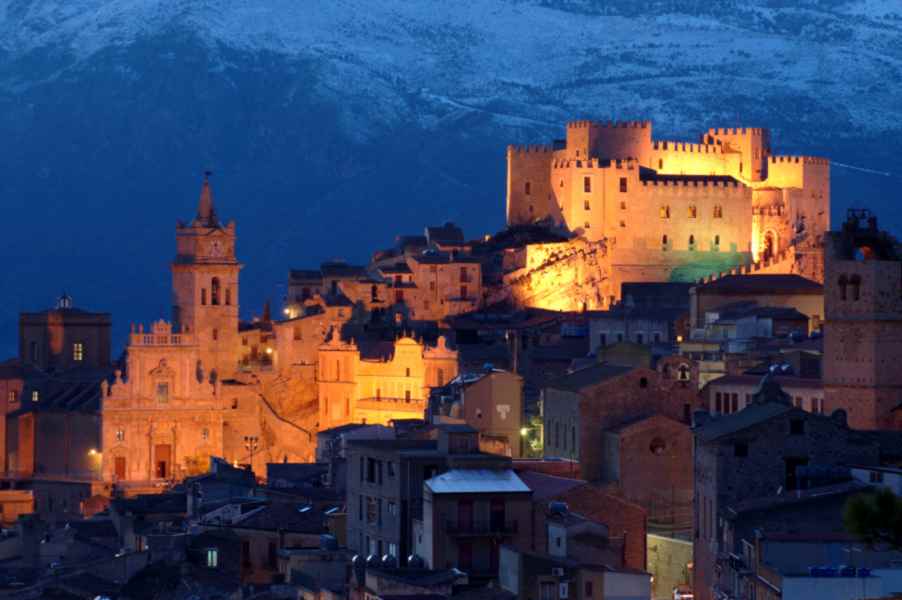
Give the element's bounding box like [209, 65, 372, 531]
[844, 488, 902, 550]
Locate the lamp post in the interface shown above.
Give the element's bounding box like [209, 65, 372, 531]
[244, 435, 259, 471]
[88, 448, 101, 480]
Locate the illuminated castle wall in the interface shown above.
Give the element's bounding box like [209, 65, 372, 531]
[505, 121, 829, 308]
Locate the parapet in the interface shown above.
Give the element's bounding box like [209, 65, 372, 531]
[768, 155, 830, 166]
[707, 127, 768, 136]
[566, 120, 651, 129]
[652, 140, 723, 154]
[551, 158, 638, 169]
[507, 144, 556, 155]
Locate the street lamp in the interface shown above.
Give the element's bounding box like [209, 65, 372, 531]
[244, 436, 259, 470]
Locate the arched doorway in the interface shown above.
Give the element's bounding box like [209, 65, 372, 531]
[762, 231, 776, 261]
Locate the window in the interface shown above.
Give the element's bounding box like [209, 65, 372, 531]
[620, 200, 626, 210]
[734, 442, 748, 458]
[525, 181, 531, 195]
[658, 159, 663, 170]
[869, 470, 884, 483]
[31, 390, 39, 402]
[585, 581, 594, 598]
[662, 234, 668, 250]
[73, 342, 84, 362]
[293, 327, 301, 341]
[541, 582, 555, 600]
[116, 429, 125, 442]
[639, 377, 648, 388]
[584, 199, 591, 210]
[429, 281, 436, 291]
[202, 428, 209, 441]
[225, 288, 231, 306]
[636, 333, 644, 344]
[460, 267, 469, 283]
[405, 367, 411, 377]
[207, 548, 219, 568]
[620, 220, 626, 228]
[388, 501, 398, 516]
[715, 392, 723, 413]
[850, 275, 862, 301]
[30, 341, 39, 363]
[688, 205, 697, 218]
[650, 437, 666, 455]
[405, 390, 411, 402]
[460, 285, 468, 299]
[7, 390, 16, 404]
[714, 205, 723, 218]
[201, 288, 207, 305]
[790, 418, 805, 435]
[156, 383, 169, 403]
[437, 368, 445, 386]
[212, 329, 218, 341]
[388, 542, 398, 558]
[366, 496, 377, 523]
[584, 176, 591, 193]
[619, 177, 627, 193]
[660, 205, 670, 219]
[838, 275, 848, 300]
[689, 234, 696, 249]
[731, 393, 739, 413]
[714, 234, 720, 246]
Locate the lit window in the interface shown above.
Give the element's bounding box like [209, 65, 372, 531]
[660, 206, 670, 219]
[73, 342, 84, 362]
[156, 382, 169, 403]
[116, 429, 125, 442]
[207, 548, 219, 568]
[202, 428, 209, 441]
[7, 390, 16, 404]
[31, 390, 39, 402]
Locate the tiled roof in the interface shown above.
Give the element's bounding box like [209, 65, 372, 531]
[426, 469, 530, 494]
[695, 402, 795, 443]
[516, 470, 585, 501]
[703, 374, 822, 391]
[698, 274, 823, 294]
[544, 363, 633, 393]
[726, 481, 868, 515]
[232, 501, 329, 533]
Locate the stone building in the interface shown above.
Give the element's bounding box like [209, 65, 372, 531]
[702, 374, 824, 417]
[542, 355, 699, 481]
[692, 377, 884, 600]
[316, 334, 458, 431]
[101, 178, 313, 487]
[823, 210, 902, 430]
[504, 121, 829, 310]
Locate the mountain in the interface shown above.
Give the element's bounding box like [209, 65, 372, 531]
[1, 0, 901, 357]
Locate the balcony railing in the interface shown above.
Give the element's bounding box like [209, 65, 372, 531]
[444, 519, 518, 536]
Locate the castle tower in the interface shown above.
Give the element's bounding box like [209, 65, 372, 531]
[823, 210, 902, 430]
[172, 173, 241, 379]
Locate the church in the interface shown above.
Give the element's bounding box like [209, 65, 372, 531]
[100, 177, 313, 488]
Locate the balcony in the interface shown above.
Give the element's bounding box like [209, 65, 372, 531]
[444, 519, 518, 536]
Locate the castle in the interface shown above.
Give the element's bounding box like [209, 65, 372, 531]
[504, 121, 829, 309]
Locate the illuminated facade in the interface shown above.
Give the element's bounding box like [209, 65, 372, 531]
[316, 334, 458, 430]
[505, 121, 829, 310]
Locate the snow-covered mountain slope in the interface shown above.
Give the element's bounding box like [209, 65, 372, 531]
[0, 0, 900, 356]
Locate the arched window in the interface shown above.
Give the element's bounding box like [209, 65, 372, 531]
[662, 234, 669, 250]
[688, 205, 697, 218]
[838, 275, 848, 301]
[850, 275, 862, 301]
[211, 278, 221, 305]
[689, 235, 696, 249]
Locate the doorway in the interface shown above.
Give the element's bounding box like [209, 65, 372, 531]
[155, 444, 172, 479]
[114, 456, 126, 480]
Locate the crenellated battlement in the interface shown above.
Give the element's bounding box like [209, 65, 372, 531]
[640, 178, 746, 192]
[567, 120, 651, 129]
[768, 155, 829, 165]
[507, 144, 556, 155]
[707, 127, 767, 136]
[652, 140, 723, 154]
[551, 158, 638, 170]
[696, 248, 792, 284]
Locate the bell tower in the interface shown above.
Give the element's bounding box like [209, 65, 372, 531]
[172, 173, 241, 379]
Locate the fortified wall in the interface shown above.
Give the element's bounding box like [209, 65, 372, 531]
[504, 120, 829, 309]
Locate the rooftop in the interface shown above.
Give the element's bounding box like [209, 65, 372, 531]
[695, 401, 795, 443]
[544, 363, 633, 393]
[697, 274, 823, 295]
[426, 469, 530, 494]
